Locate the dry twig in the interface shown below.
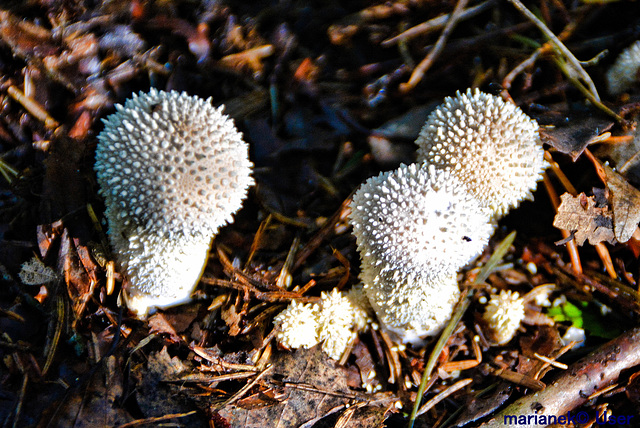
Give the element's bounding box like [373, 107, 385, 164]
[399, 0, 469, 93]
[481, 327, 640, 428]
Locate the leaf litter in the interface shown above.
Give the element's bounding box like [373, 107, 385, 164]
[2, 1, 640, 427]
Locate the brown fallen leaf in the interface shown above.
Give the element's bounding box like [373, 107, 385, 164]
[538, 114, 613, 161]
[601, 163, 640, 243]
[132, 346, 207, 426]
[552, 192, 616, 246]
[217, 347, 355, 427]
[594, 119, 640, 186]
[39, 355, 134, 427]
[148, 305, 200, 343]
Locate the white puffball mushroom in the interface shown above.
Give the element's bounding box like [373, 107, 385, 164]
[95, 89, 254, 317]
[606, 40, 640, 96]
[349, 163, 494, 342]
[415, 89, 546, 217]
[316, 288, 371, 360]
[273, 301, 320, 350]
[482, 290, 526, 345]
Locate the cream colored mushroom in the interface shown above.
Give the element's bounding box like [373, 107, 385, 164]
[273, 288, 371, 359]
[415, 89, 546, 217]
[349, 163, 494, 342]
[482, 290, 526, 345]
[606, 40, 640, 96]
[94, 89, 253, 317]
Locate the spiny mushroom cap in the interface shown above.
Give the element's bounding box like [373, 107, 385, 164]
[361, 265, 460, 342]
[95, 88, 254, 239]
[349, 163, 494, 277]
[415, 89, 545, 216]
[606, 40, 640, 96]
[273, 300, 320, 350]
[482, 290, 525, 345]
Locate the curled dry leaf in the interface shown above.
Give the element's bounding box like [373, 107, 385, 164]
[601, 163, 640, 243]
[538, 114, 613, 161]
[553, 192, 616, 246]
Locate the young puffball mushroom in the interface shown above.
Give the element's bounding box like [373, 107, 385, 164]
[415, 89, 546, 217]
[482, 290, 526, 345]
[347, 90, 546, 344]
[606, 40, 640, 96]
[349, 163, 494, 342]
[95, 89, 253, 317]
[273, 288, 371, 360]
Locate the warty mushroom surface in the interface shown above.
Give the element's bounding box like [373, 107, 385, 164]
[349, 163, 494, 342]
[94, 89, 253, 317]
[415, 88, 546, 217]
[606, 40, 640, 96]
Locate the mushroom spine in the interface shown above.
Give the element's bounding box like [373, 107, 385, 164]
[95, 89, 253, 317]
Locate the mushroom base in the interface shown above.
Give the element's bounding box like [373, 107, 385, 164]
[114, 226, 213, 318]
[362, 268, 461, 344]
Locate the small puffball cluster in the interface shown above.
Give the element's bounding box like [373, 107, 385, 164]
[482, 290, 525, 345]
[273, 288, 371, 360]
[416, 89, 546, 216]
[350, 163, 494, 342]
[95, 89, 253, 317]
[606, 40, 640, 96]
[349, 89, 545, 343]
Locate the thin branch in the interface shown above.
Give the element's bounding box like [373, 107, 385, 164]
[480, 327, 640, 427]
[399, 0, 469, 93]
[506, 0, 600, 101]
[381, 0, 495, 47]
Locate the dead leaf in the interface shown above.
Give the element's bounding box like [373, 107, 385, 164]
[148, 305, 200, 343]
[148, 313, 182, 343]
[538, 113, 613, 161]
[221, 298, 244, 336]
[601, 163, 640, 243]
[339, 404, 392, 428]
[594, 119, 640, 186]
[452, 382, 513, 427]
[217, 347, 353, 427]
[40, 355, 134, 427]
[132, 347, 207, 425]
[553, 192, 616, 245]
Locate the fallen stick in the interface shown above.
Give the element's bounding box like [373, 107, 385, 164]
[480, 327, 640, 428]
